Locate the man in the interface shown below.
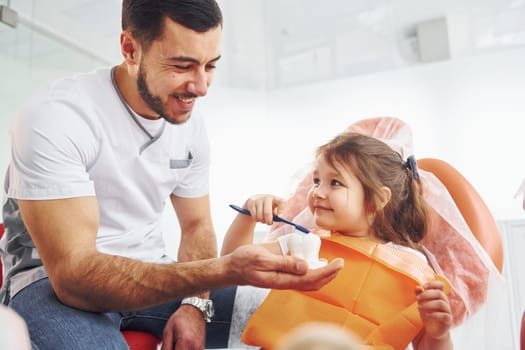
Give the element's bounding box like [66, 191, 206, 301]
[0, 1, 343, 349]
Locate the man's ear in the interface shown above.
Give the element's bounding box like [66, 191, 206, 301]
[120, 31, 139, 64]
[377, 186, 391, 210]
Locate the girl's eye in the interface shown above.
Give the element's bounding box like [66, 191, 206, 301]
[331, 179, 342, 186]
[313, 178, 321, 185]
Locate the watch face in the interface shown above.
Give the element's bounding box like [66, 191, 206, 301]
[205, 300, 214, 315]
[204, 300, 215, 320]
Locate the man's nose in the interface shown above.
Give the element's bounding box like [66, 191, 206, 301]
[187, 70, 208, 96]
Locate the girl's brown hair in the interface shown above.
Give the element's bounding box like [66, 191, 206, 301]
[316, 132, 428, 247]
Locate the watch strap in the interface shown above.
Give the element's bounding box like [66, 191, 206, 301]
[181, 296, 214, 322]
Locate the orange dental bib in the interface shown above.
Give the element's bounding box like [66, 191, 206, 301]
[242, 234, 450, 350]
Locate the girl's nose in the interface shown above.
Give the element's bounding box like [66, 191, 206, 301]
[312, 185, 327, 198]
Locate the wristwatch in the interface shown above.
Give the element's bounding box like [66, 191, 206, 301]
[181, 296, 215, 322]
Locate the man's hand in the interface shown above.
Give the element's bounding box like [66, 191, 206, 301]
[161, 305, 206, 350]
[227, 244, 343, 290]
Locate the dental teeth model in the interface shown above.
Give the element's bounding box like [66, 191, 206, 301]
[286, 231, 327, 269]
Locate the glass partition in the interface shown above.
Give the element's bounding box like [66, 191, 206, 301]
[0, 0, 114, 177]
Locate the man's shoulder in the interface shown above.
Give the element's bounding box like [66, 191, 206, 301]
[22, 67, 116, 118]
[15, 68, 115, 138]
[45, 67, 113, 100]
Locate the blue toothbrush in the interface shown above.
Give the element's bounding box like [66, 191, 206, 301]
[229, 204, 310, 234]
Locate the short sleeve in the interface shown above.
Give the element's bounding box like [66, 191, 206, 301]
[7, 93, 99, 200]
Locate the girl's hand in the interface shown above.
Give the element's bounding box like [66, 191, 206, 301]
[243, 194, 286, 225]
[222, 194, 285, 256]
[415, 280, 453, 340]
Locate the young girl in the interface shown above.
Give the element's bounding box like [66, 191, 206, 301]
[221, 132, 453, 350]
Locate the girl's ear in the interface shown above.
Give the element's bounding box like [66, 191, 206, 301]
[377, 186, 392, 210]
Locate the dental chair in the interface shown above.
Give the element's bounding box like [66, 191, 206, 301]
[416, 158, 503, 272]
[121, 330, 161, 350]
[522, 312, 525, 350]
[0, 223, 162, 350]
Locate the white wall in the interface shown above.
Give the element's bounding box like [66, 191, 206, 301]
[194, 47, 525, 249]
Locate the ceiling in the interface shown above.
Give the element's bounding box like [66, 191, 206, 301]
[0, 0, 524, 89]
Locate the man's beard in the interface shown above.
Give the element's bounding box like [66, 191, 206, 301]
[137, 63, 191, 125]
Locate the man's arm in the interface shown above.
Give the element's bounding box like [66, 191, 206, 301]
[18, 197, 343, 313]
[171, 194, 217, 267]
[18, 196, 219, 312]
[170, 194, 215, 307]
[161, 195, 216, 350]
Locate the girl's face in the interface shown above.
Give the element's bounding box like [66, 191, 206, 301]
[307, 155, 372, 237]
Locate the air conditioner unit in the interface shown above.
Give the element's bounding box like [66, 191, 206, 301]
[417, 17, 450, 63]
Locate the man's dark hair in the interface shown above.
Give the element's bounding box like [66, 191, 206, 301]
[122, 0, 223, 49]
